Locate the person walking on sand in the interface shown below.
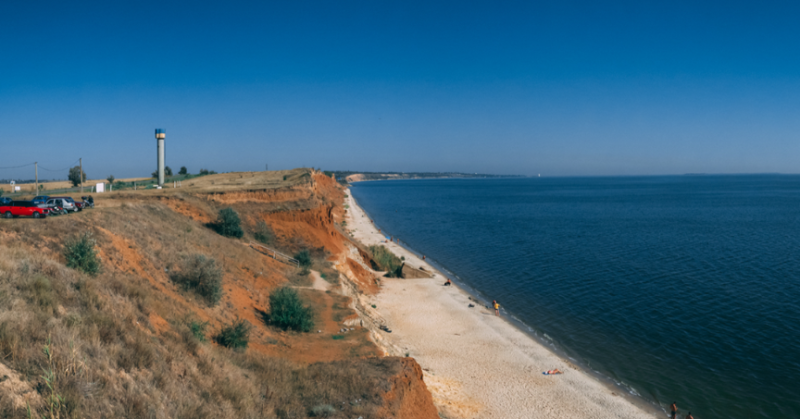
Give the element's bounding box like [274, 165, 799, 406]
[493, 300, 500, 316]
[670, 402, 677, 419]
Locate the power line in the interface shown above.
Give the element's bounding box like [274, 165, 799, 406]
[39, 159, 81, 172]
[0, 162, 35, 170]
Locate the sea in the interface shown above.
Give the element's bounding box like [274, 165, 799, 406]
[349, 175, 800, 419]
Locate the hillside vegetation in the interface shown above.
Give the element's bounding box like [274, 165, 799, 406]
[0, 169, 438, 419]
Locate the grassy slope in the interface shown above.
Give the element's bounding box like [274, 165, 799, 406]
[0, 169, 430, 419]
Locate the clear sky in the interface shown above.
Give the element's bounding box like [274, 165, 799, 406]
[1, 1, 799, 179]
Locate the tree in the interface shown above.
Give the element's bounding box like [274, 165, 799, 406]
[152, 167, 174, 178]
[68, 166, 86, 187]
[179, 166, 188, 175]
[106, 175, 115, 184]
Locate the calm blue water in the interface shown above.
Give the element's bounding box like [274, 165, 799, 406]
[350, 176, 800, 419]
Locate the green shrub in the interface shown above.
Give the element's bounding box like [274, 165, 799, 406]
[63, 231, 101, 275]
[215, 319, 250, 349]
[268, 287, 314, 332]
[213, 208, 244, 238]
[293, 249, 312, 269]
[253, 221, 274, 245]
[369, 245, 402, 277]
[189, 320, 208, 341]
[170, 255, 223, 306]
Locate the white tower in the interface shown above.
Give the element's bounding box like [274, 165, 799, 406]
[155, 128, 166, 187]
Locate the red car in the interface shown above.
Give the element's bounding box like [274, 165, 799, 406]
[0, 201, 50, 218]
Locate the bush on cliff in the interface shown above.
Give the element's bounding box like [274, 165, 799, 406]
[63, 231, 101, 276]
[294, 249, 312, 270]
[268, 287, 314, 332]
[212, 207, 244, 238]
[170, 254, 223, 306]
[369, 245, 403, 278]
[253, 221, 274, 245]
[215, 319, 250, 349]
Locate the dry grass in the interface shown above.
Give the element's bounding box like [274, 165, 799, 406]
[0, 181, 403, 418]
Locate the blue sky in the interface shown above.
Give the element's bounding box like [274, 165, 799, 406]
[1, 1, 799, 179]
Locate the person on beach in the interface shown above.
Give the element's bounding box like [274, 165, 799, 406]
[444, 278, 451, 286]
[493, 300, 500, 316]
[670, 402, 677, 419]
[684, 413, 693, 419]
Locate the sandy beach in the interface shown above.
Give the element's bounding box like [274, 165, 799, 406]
[344, 189, 661, 419]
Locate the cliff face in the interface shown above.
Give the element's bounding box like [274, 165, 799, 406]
[379, 357, 441, 419]
[0, 169, 439, 418]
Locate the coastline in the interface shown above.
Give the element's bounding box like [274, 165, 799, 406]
[344, 188, 662, 419]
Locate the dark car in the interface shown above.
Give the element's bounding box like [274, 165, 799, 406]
[0, 197, 11, 206]
[0, 201, 50, 218]
[31, 195, 50, 207]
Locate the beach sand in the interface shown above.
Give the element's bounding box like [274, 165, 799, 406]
[344, 190, 661, 419]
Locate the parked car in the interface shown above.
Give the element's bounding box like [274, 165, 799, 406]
[31, 195, 50, 207]
[0, 197, 11, 206]
[46, 197, 78, 213]
[0, 201, 50, 218]
[43, 199, 69, 215]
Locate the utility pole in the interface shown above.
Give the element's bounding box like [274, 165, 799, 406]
[34, 162, 38, 193]
[79, 158, 83, 193]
